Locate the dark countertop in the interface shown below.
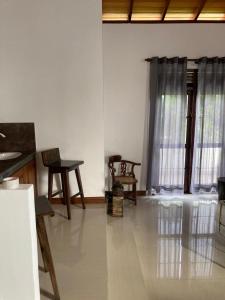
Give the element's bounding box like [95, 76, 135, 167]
[0, 152, 36, 182]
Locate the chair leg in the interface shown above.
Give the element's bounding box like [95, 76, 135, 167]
[75, 167, 86, 209]
[36, 216, 60, 300]
[48, 171, 53, 202]
[133, 183, 137, 205]
[61, 172, 71, 220]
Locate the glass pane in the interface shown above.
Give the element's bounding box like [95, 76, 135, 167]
[193, 94, 223, 187]
[158, 95, 188, 189]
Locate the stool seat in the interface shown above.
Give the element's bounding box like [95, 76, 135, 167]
[48, 160, 84, 173]
[35, 196, 55, 217]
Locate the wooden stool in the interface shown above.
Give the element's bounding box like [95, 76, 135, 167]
[41, 148, 86, 220]
[35, 196, 60, 300]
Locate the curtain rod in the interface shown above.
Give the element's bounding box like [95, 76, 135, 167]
[145, 58, 198, 63]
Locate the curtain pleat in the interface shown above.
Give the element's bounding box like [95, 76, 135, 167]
[147, 57, 187, 193]
[191, 57, 225, 192]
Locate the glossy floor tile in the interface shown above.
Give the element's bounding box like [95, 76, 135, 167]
[39, 195, 225, 300]
[39, 205, 107, 300]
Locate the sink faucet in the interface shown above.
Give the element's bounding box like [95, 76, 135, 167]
[0, 132, 6, 138]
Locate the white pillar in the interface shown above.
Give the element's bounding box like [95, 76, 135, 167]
[0, 184, 40, 300]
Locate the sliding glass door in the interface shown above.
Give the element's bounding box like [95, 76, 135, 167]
[148, 58, 225, 194]
[159, 70, 197, 193]
[160, 68, 224, 193]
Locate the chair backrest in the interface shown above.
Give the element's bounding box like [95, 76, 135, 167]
[108, 155, 122, 164]
[108, 155, 122, 177]
[108, 155, 137, 178]
[41, 148, 60, 167]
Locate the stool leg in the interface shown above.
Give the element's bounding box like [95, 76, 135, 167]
[75, 168, 86, 209]
[37, 216, 60, 300]
[62, 172, 71, 220]
[37, 224, 49, 272]
[60, 174, 66, 205]
[48, 171, 53, 202]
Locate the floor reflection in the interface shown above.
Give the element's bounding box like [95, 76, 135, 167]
[154, 195, 221, 279]
[191, 200, 216, 235]
[157, 200, 183, 278]
[157, 238, 182, 278]
[158, 200, 183, 235]
[189, 199, 217, 277]
[189, 237, 214, 278]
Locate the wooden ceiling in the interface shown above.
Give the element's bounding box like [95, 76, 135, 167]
[103, 0, 225, 23]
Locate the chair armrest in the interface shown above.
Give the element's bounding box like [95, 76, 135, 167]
[121, 160, 141, 177]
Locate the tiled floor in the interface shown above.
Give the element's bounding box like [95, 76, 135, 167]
[39, 194, 225, 300]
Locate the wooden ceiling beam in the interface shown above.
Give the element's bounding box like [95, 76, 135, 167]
[103, 20, 225, 24]
[128, 0, 134, 22]
[194, 0, 207, 20]
[161, 0, 171, 21]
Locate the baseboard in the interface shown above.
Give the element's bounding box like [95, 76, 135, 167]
[50, 190, 146, 204]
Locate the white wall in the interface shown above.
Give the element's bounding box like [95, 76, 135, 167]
[103, 24, 225, 190]
[0, 0, 104, 196]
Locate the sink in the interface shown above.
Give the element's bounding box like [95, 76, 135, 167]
[0, 152, 22, 160]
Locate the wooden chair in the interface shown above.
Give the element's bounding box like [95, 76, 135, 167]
[41, 148, 85, 220]
[35, 196, 60, 300]
[108, 155, 141, 205]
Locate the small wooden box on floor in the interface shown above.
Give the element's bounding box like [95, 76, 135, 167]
[106, 191, 124, 217]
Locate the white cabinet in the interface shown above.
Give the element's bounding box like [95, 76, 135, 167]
[0, 184, 40, 300]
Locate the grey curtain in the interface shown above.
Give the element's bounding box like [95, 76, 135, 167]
[147, 57, 187, 193]
[191, 57, 225, 192]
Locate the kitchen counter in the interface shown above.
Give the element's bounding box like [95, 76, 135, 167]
[0, 152, 36, 182]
